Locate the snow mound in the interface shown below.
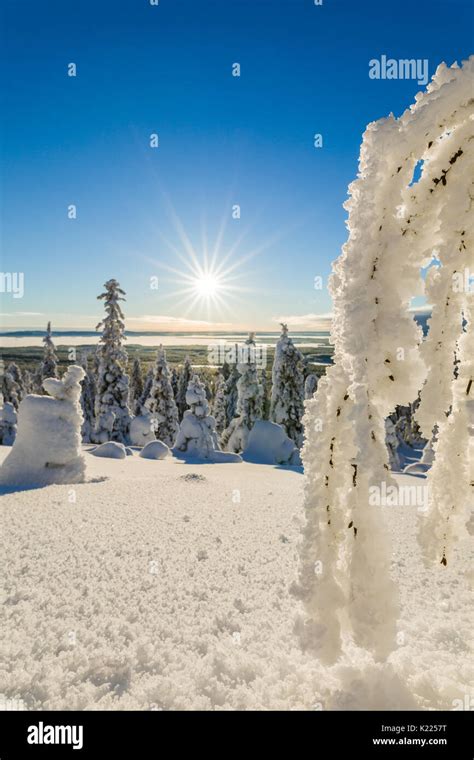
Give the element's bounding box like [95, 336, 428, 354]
[139, 440, 170, 460]
[242, 420, 301, 466]
[0, 365, 86, 488]
[129, 415, 155, 447]
[90, 442, 127, 460]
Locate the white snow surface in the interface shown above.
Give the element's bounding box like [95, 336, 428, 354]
[0, 450, 471, 711]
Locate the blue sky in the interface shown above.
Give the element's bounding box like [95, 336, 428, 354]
[1, 0, 472, 331]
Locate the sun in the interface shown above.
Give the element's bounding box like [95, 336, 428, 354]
[193, 273, 220, 298]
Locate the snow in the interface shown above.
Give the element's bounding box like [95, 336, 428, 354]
[0, 453, 471, 711]
[139, 440, 170, 460]
[129, 414, 156, 447]
[0, 366, 86, 488]
[242, 420, 301, 466]
[90, 442, 128, 460]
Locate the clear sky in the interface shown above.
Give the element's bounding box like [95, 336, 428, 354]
[1, 0, 473, 332]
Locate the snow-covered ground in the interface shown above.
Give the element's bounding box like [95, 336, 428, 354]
[0, 448, 471, 711]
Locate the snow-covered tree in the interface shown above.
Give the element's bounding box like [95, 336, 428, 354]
[2, 363, 24, 409]
[221, 334, 263, 453]
[40, 321, 58, 382]
[270, 324, 305, 447]
[79, 352, 96, 443]
[129, 357, 144, 416]
[22, 369, 33, 396]
[385, 417, 401, 470]
[0, 401, 17, 445]
[0, 365, 86, 487]
[260, 369, 270, 420]
[138, 367, 153, 414]
[294, 59, 474, 664]
[144, 346, 179, 448]
[212, 372, 227, 438]
[174, 374, 219, 459]
[176, 355, 192, 421]
[304, 373, 318, 400]
[93, 279, 131, 444]
[224, 353, 240, 426]
[170, 367, 179, 400]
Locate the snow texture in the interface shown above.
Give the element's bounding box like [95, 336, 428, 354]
[0, 453, 470, 711]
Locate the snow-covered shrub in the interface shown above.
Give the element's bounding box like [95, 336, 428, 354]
[144, 347, 179, 448]
[0, 366, 86, 487]
[90, 441, 127, 459]
[174, 374, 241, 462]
[221, 334, 263, 453]
[270, 324, 305, 447]
[139, 440, 170, 460]
[242, 420, 301, 466]
[0, 402, 17, 445]
[294, 58, 474, 664]
[93, 279, 131, 444]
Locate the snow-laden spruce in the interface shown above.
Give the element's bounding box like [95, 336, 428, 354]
[144, 346, 179, 448]
[221, 334, 263, 453]
[93, 279, 131, 444]
[174, 374, 241, 462]
[211, 372, 227, 440]
[176, 356, 192, 422]
[40, 322, 58, 383]
[129, 357, 144, 417]
[0, 365, 86, 487]
[224, 357, 240, 426]
[270, 324, 305, 447]
[294, 58, 474, 664]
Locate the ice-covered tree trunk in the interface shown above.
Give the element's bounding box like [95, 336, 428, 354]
[294, 58, 474, 663]
[129, 357, 144, 416]
[270, 324, 305, 447]
[144, 346, 179, 448]
[176, 356, 192, 421]
[93, 279, 131, 444]
[221, 334, 263, 453]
